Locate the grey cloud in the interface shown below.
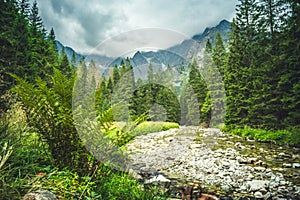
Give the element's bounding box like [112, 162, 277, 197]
[36, 0, 238, 55]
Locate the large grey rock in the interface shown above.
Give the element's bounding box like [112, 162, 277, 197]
[246, 180, 269, 192]
[22, 190, 57, 200]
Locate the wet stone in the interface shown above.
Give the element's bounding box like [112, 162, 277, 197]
[254, 191, 264, 199]
[124, 127, 300, 199]
[292, 163, 300, 168]
[282, 163, 292, 168]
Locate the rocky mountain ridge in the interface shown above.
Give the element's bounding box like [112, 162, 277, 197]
[56, 20, 231, 68]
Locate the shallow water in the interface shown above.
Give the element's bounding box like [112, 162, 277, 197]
[125, 127, 300, 199]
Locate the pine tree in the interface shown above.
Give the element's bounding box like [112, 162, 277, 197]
[279, 0, 300, 127]
[113, 64, 120, 85]
[212, 33, 226, 76]
[29, 0, 43, 35]
[188, 59, 209, 124]
[18, 0, 30, 18]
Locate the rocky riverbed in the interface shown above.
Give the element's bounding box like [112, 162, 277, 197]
[125, 126, 300, 199]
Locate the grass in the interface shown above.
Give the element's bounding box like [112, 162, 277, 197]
[222, 125, 300, 146]
[132, 121, 179, 136]
[104, 121, 179, 146]
[0, 105, 169, 199]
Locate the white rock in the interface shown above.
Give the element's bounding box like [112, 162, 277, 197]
[292, 163, 300, 168]
[282, 163, 292, 168]
[145, 174, 171, 184]
[254, 191, 264, 199]
[247, 180, 269, 192]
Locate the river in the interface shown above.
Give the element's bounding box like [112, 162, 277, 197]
[125, 126, 300, 199]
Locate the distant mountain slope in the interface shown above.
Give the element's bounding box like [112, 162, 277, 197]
[55, 40, 84, 65]
[130, 19, 231, 67]
[56, 20, 231, 68]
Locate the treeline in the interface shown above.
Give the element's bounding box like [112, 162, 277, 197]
[205, 0, 300, 130]
[0, 0, 75, 111]
[94, 60, 181, 123]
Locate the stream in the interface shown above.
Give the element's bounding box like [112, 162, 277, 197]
[125, 126, 300, 199]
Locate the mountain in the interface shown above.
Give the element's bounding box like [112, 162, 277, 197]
[168, 19, 231, 61]
[56, 19, 231, 68]
[126, 19, 231, 67]
[55, 40, 84, 65]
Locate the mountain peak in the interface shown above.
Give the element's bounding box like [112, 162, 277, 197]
[192, 19, 231, 41]
[217, 19, 231, 30]
[219, 19, 230, 25]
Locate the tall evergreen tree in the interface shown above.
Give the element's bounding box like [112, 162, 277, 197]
[113, 64, 120, 85]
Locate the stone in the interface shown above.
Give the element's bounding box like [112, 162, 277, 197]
[292, 163, 300, 168]
[23, 190, 57, 200]
[279, 180, 287, 186]
[239, 185, 247, 191]
[145, 174, 170, 184]
[254, 166, 266, 172]
[221, 184, 231, 192]
[234, 142, 246, 149]
[282, 163, 292, 168]
[247, 180, 269, 192]
[254, 191, 264, 199]
[129, 169, 143, 180]
[247, 157, 258, 164]
[237, 156, 247, 164]
[278, 152, 292, 158]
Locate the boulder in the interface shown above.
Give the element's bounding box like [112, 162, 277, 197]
[22, 190, 57, 200]
[246, 180, 269, 192]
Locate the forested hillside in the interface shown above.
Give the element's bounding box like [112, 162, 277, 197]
[223, 0, 300, 130]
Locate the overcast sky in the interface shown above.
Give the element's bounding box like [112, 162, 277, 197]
[35, 0, 238, 57]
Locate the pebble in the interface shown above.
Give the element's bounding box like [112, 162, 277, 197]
[236, 156, 247, 164]
[283, 163, 292, 168]
[125, 127, 300, 199]
[292, 163, 300, 168]
[254, 191, 264, 199]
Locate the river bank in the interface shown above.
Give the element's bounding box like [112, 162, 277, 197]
[125, 126, 300, 199]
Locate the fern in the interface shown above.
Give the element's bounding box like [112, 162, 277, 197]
[10, 69, 90, 173]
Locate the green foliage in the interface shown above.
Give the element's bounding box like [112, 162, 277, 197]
[223, 126, 300, 146]
[101, 112, 149, 146]
[222, 0, 299, 130]
[11, 69, 90, 172]
[99, 171, 168, 200]
[0, 104, 52, 199]
[0, 103, 168, 199]
[0, 0, 65, 111]
[103, 121, 179, 147]
[130, 81, 181, 124]
[132, 121, 179, 137]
